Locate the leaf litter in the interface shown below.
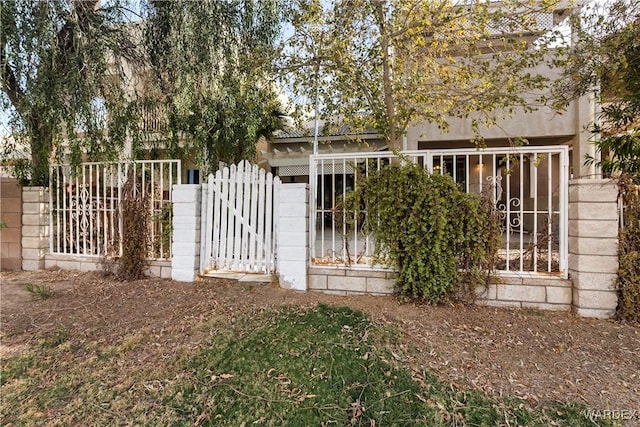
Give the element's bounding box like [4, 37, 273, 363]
[1, 269, 639, 417]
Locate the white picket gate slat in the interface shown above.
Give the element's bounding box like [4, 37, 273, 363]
[248, 165, 259, 269]
[219, 167, 230, 269]
[256, 170, 266, 272]
[225, 164, 237, 268]
[211, 171, 221, 266]
[240, 162, 252, 270]
[202, 161, 280, 274]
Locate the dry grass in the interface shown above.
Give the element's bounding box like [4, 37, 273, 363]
[1, 270, 638, 425]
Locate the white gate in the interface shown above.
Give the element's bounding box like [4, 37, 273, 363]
[201, 161, 281, 274]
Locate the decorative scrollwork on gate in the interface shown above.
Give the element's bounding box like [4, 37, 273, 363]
[487, 174, 522, 230]
[496, 197, 522, 229]
[486, 174, 503, 203]
[66, 185, 103, 255]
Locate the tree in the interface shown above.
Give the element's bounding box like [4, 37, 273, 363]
[142, 0, 286, 174]
[1, 0, 142, 186]
[1, 0, 287, 185]
[556, 0, 640, 180]
[281, 0, 566, 149]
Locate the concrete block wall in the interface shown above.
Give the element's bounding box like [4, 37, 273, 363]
[568, 179, 619, 318]
[309, 266, 397, 295]
[1, 177, 22, 270]
[11, 174, 623, 320]
[309, 267, 572, 307]
[476, 275, 572, 310]
[171, 184, 201, 282]
[21, 187, 49, 271]
[276, 184, 308, 291]
[45, 254, 99, 272]
[43, 255, 172, 279]
[145, 260, 173, 279]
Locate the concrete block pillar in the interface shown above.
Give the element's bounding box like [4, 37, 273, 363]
[21, 186, 49, 271]
[276, 183, 308, 291]
[569, 179, 619, 318]
[171, 184, 201, 282]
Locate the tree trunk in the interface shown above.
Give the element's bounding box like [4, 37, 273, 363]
[28, 112, 53, 187]
[374, 1, 400, 150]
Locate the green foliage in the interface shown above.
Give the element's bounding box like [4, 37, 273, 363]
[588, 127, 640, 181]
[142, 0, 286, 174]
[557, 0, 640, 179]
[151, 202, 173, 258]
[115, 174, 150, 280]
[1, 0, 285, 184]
[1, 0, 143, 186]
[281, 0, 564, 148]
[353, 163, 500, 303]
[0, 220, 6, 230]
[38, 327, 70, 349]
[617, 177, 640, 322]
[23, 283, 55, 300]
[2, 158, 32, 187]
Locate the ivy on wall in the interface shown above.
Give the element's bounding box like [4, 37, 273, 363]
[351, 162, 501, 303]
[617, 177, 640, 322]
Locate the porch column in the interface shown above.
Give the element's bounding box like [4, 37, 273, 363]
[22, 186, 49, 271]
[569, 179, 619, 318]
[571, 93, 599, 179]
[276, 183, 308, 291]
[171, 184, 202, 282]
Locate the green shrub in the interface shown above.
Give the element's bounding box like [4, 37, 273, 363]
[354, 162, 500, 303]
[151, 202, 173, 258]
[23, 283, 55, 300]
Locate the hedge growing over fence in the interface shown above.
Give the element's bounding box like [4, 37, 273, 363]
[351, 162, 501, 303]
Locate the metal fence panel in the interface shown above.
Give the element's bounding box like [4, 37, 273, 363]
[49, 160, 181, 260]
[309, 147, 569, 277]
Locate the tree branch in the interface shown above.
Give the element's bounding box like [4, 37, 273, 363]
[1, 54, 24, 110]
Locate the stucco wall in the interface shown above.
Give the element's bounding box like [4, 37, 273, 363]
[1, 177, 22, 270]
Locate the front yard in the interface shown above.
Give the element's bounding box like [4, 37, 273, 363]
[1, 270, 638, 425]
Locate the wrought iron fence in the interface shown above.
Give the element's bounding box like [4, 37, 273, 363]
[310, 146, 569, 277]
[49, 160, 181, 260]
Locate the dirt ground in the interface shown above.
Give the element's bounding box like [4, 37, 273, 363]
[1, 269, 639, 417]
